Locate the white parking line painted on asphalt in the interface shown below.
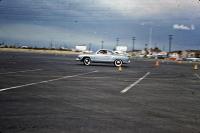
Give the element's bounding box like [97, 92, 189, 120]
[194, 73, 200, 79]
[0, 69, 42, 75]
[0, 70, 98, 92]
[120, 72, 150, 94]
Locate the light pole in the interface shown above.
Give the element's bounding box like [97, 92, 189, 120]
[116, 38, 119, 47]
[132, 37, 136, 51]
[101, 40, 104, 49]
[89, 43, 92, 51]
[168, 35, 173, 52]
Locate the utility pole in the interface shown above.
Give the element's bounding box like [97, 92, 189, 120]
[168, 35, 173, 52]
[101, 40, 104, 49]
[49, 40, 53, 49]
[145, 43, 148, 49]
[89, 43, 92, 51]
[116, 37, 119, 47]
[149, 27, 153, 48]
[162, 45, 165, 51]
[132, 37, 136, 51]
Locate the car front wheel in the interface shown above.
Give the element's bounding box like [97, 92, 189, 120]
[114, 59, 122, 67]
[83, 57, 91, 66]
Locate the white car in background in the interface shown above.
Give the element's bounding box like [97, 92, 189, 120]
[185, 57, 200, 62]
[76, 49, 130, 67]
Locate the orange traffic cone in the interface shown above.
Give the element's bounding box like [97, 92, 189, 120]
[177, 61, 182, 64]
[155, 60, 160, 67]
[193, 64, 198, 70]
[118, 66, 122, 72]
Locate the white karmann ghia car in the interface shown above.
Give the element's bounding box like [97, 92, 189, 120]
[76, 49, 130, 67]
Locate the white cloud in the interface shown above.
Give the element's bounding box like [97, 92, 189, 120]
[173, 24, 195, 30]
[191, 24, 195, 30]
[96, 0, 200, 19]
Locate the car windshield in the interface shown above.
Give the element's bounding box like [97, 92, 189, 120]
[107, 50, 114, 55]
[97, 50, 114, 55]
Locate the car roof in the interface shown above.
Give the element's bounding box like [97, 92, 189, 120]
[97, 49, 112, 51]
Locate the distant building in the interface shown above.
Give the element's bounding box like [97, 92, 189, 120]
[75, 45, 87, 52]
[182, 50, 200, 58]
[21, 46, 28, 49]
[169, 50, 200, 59]
[114, 46, 128, 54]
[115, 46, 127, 52]
[158, 51, 168, 56]
[131, 50, 143, 56]
[142, 47, 163, 58]
[168, 51, 182, 58]
[167, 50, 200, 61]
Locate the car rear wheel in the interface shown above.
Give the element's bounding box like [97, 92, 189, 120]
[114, 59, 122, 67]
[83, 57, 91, 66]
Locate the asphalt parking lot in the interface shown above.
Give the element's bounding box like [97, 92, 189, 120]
[0, 52, 200, 133]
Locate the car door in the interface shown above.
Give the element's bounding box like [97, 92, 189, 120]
[94, 50, 112, 62]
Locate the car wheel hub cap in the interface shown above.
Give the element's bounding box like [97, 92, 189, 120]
[116, 61, 121, 64]
[85, 59, 90, 64]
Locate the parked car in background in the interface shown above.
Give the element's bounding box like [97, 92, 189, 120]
[76, 49, 130, 67]
[185, 57, 200, 62]
[157, 55, 168, 59]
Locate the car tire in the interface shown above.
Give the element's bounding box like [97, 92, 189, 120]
[83, 57, 91, 66]
[114, 59, 122, 67]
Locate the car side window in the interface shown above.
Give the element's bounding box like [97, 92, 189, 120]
[107, 51, 113, 55]
[97, 50, 107, 55]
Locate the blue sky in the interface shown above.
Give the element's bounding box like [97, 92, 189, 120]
[0, 0, 200, 51]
